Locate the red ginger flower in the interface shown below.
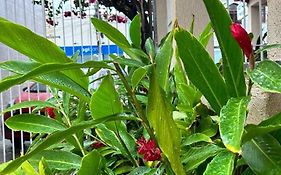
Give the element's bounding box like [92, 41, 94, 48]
[230, 23, 253, 60]
[46, 107, 55, 118]
[137, 136, 161, 162]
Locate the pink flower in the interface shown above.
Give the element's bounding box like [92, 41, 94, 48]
[46, 107, 55, 118]
[137, 136, 161, 162]
[64, 11, 71, 17]
[230, 23, 253, 60]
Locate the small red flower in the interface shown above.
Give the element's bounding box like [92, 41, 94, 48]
[91, 141, 105, 149]
[89, 0, 96, 3]
[137, 136, 161, 162]
[230, 23, 253, 60]
[46, 107, 55, 118]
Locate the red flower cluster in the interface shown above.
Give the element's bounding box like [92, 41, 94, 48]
[230, 23, 253, 60]
[137, 136, 161, 162]
[108, 15, 128, 23]
[46, 107, 55, 118]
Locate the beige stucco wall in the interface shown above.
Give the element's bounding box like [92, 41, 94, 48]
[155, 0, 213, 55]
[247, 0, 281, 124]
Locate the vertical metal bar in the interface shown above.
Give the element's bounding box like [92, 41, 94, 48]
[0, 74, 6, 162]
[78, 0, 85, 63]
[69, 0, 76, 57]
[259, 0, 264, 60]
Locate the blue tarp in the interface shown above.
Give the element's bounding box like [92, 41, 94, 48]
[60, 45, 123, 56]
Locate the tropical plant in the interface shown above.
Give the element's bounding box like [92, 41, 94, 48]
[1, 0, 281, 174]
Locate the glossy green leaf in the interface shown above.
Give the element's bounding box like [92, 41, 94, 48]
[203, 151, 235, 175]
[0, 115, 136, 174]
[182, 144, 223, 172]
[0, 17, 88, 89]
[242, 134, 281, 175]
[220, 97, 249, 153]
[197, 117, 218, 137]
[129, 167, 155, 175]
[248, 60, 281, 93]
[175, 28, 228, 113]
[130, 14, 141, 48]
[147, 68, 185, 175]
[155, 32, 173, 91]
[243, 112, 281, 142]
[29, 150, 81, 170]
[78, 150, 104, 175]
[5, 114, 66, 133]
[109, 56, 145, 67]
[203, 0, 246, 97]
[199, 23, 213, 48]
[128, 48, 150, 63]
[21, 161, 38, 175]
[91, 18, 130, 48]
[0, 60, 114, 102]
[131, 67, 147, 89]
[145, 38, 156, 60]
[241, 168, 255, 175]
[1, 101, 55, 114]
[90, 75, 123, 131]
[182, 133, 212, 146]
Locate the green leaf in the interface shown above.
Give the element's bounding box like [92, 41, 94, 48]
[21, 161, 38, 175]
[109, 56, 145, 67]
[29, 150, 81, 170]
[175, 28, 228, 113]
[203, 0, 246, 97]
[0, 17, 88, 89]
[243, 112, 281, 143]
[155, 32, 173, 92]
[38, 158, 52, 175]
[130, 14, 141, 48]
[147, 68, 185, 175]
[131, 67, 147, 89]
[90, 75, 123, 131]
[1, 101, 55, 114]
[220, 97, 249, 153]
[255, 44, 281, 55]
[129, 167, 155, 175]
[199, 23, 213, 48]
[5, 114, 66, 133]
[248, 60, 281, 93]
[203, 151, 235, 175]
[0, 115, 136, 174]
[145, 38, 156, 60]
[182, 144, 223, 172]
[242, 134, 281, 175]
[182, 133, 212, 146]
[78, 150, 104, 175]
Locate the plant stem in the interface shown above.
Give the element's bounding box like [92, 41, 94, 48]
[113, 63, 155, 140]
[51, 89, 87, 156]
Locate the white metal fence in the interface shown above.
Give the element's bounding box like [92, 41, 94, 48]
[0, 0, 267, 162]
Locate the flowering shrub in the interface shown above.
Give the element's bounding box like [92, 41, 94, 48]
[1, 0, 281, 174]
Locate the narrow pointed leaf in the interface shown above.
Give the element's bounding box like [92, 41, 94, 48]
[155, 32, 173, 91]
[130, 14, 141, 48]
[220, 97, 249, 153]
[242, 134, 281, 175]
[255, 44, 281, 55]
[5, 114, 66, 133]
[1, 101, 55, 114]
[248, 60, 281, 93]
[182, 144, 223, 172]
[0, 17, 88, 89]
[175, 28, 228, 113]
[203, 0, 246, 97]
[147, 68, 185, 175]
[29, 150, 82, 170]
[21, 161, 38, 175]
[182, 133, 212, 146]
[131, 67, 147, 89]
[199, 23, 213, 47]
[203, 151, 235, 175]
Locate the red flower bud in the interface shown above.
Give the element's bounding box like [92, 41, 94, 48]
[91, 141, 105, 149]
[230, 23, 253, 60]
[46, 107, 55, 118]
